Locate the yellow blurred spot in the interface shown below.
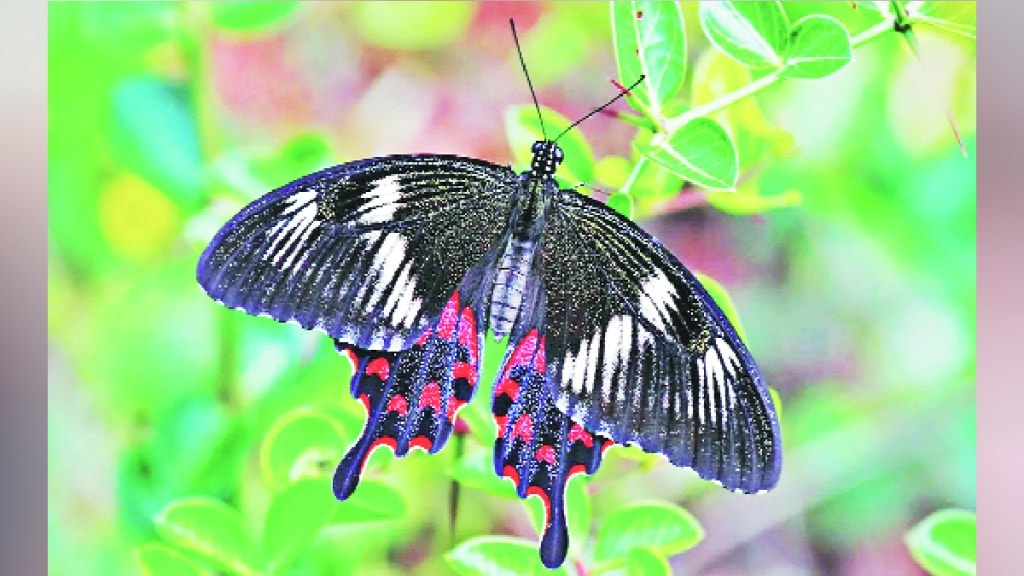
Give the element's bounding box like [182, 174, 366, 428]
[99, 172, 181, 260]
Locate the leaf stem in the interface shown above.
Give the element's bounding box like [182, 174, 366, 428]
[851, 18, 895, 48]
[660, 13, 900, 135]
[619, 155, 648, 197]
[665, 69, 782, 134]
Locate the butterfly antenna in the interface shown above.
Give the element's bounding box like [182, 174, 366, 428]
[510, 18, 547, 140]
[553, 75, 646, 143]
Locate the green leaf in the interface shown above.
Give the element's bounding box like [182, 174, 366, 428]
[694, 272, 747, 344]
[606, 192, 634, 219]
[211, 2, 301, 33]
[706, 184, 803, 215]
[610, 0, 686, 116]
[593, 503, 704, 563]
[565, 476, 592, 555]
[449, 450, 519, 500]
[331, 479, 408, 524]
[350, 2, 476, 50]
[154, 498, 263, 576]
[259, 407, 354, 491]
[134, 543, 206, 576]
[108, 76, 206, 213]
[446, 536, 571, 576]
[595, 155, 632, 189]
[698, 1, 789, 69]
[636, 117, 738, 190]
[505, 105, 595, 185]
[905, 509, 976, 576]
[212, 133, 334, 200]
[625, 546, 671, 576]
[782, 15, 852, 79]
[264, 478, 338, 571]
[912, 2, 976, 39]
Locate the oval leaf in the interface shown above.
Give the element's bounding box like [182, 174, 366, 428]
[505, 105, 595, 185]
[134, 543, 206, 576]
[626, 546, 671, 576]
[783, 15, 852, 79]
[259, 406, 353, 491]
[331, 479, 408, 524]
[611, 0, 686, 116]
[593, 503, 704, 562]
[636, 117, 738, 190]
[446, 536, 571, 576]
[914, 2, 976, 39]
[154, 498, 262, 576]
[449, 450, 519, 500]
[699, 1, 789, 69]
[211, 2, 301, 33]
[606, 192, 634, 219]
[108, 77, 206, 213]
[565, 476, 592, 555]
[264, 478, 338, 571]
[905, 509, 976, 576]
[707, 187, 802, 216]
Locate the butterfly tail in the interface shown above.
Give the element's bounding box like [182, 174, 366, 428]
[333, 291, 482, 500]
[491, 327, 613, 568]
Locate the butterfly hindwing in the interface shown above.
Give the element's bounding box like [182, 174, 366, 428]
[333, 291, 483, 499]
[197, 156, 517, 351]
[489, 285, 612, 569]
[540, 191, 782, 493]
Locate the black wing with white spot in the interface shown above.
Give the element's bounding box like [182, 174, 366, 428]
[197, 155, 518, 351]
[541, 190, 782, 493]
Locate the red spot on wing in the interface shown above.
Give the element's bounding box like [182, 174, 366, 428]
[457, 307, 479, 363]
[436, 291, 461, 338]
[568, 464, 588, 477]
[534, 335, 546, 373]
[409, 436, 433, 451]
[502, 464, 521, 486]
[419, 382, 442, 412]
[446, 398, 466, 420]
[494, 414, 508, 432]
[415, 327, 432, 346]
[600, 439, 616, 455]
[340, 347, 359, 371]
[494, 377, 520, 400]
[385, 394, 408, 416]
[507, 329, 540, 369]
[535, 444, 556, 465]
[512, 413, 534, 444]
[569, 424, 593, 448]
[366, 357, 391, 381]
[358, 393, 371, 413]
[453, 361, 477, 385]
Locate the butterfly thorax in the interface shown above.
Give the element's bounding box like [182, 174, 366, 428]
[488, 141, 562, 338]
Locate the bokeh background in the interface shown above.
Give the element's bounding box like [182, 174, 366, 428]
[48, 2, 975, 575]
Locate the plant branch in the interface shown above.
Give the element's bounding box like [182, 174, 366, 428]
[654, 13, 899, 136]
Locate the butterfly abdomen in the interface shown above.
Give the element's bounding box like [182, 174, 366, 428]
[489, 237, 537, 338]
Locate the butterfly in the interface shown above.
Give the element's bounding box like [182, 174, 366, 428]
[197, 21, 781, 570]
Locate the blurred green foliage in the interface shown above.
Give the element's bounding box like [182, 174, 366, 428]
[49, 2, 975, 574]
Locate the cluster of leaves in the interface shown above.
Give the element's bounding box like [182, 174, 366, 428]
[47, 1, 975, 575]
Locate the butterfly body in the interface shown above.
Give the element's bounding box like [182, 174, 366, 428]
[198, 138, 781, 568]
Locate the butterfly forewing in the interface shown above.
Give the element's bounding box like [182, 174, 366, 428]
[197, 155, 518, 350]
[541, 191, 782, 493]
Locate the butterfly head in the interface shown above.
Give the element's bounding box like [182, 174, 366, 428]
[530, 140, 564, 180]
